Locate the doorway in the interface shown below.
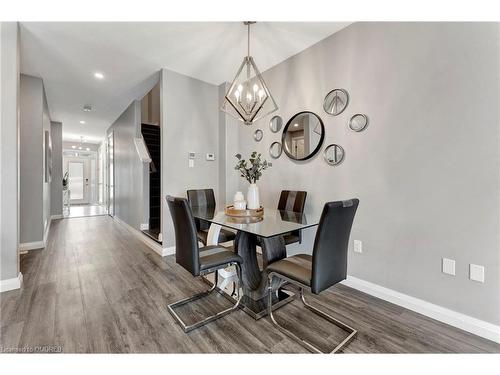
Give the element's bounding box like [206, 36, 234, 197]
[62, 148, 108, 218]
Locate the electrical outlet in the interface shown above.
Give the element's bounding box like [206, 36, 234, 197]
[353, 240, 362, 253]
[469, 264, 485, 283]
[442, 258, 455, 276]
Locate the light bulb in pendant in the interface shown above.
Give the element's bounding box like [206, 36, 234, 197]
[253, 84, 258, 92]
[258, 89, 264, 101]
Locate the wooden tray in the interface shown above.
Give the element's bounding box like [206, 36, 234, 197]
[225, 205, 264, 218]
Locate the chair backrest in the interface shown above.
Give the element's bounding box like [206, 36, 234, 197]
[166, 195, 201, 276]
[311, 199, 359, 294]
[277, 190, 307, 213]
[187, 189, 216, 231]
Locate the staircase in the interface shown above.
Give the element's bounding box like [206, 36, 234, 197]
[141, 123, 161, 243]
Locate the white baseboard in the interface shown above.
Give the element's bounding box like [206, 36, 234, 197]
[162, 246, 175, 256]
[18, 241, 45, 251]
[341, 275, 500, 344]
[114, 216, 170, 257]
[51, 214, 63, 220]
[0, 272, 23, 293]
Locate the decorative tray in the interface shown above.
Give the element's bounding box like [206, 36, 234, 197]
[225, 205, 264, 218]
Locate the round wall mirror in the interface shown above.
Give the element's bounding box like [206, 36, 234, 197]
[282, 111, 325, 161]
[349, 113, 369, 132]
[269, 115, 283, 133]
[323, 89, 349, 116]
[324, 144, 345, 165]
[269, 142, 282, 159]
[254, 129, 263, 142]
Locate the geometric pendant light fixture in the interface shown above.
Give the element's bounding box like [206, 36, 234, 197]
[221, 21, 278, 125]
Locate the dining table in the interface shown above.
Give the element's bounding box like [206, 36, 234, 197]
[191, 206, 320, 319]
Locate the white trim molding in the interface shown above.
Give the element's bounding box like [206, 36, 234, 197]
[162, 246, 175, 256]
[18, 241, 45, 251]
[342, 275, 500, 344]
[43, 216, 52, 245]
[0, 272, 23, 293]
[114, 216, 172, 257]
[51, 214, 64, 220]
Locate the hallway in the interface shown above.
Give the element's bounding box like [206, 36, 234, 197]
[1, 216, 498, 353]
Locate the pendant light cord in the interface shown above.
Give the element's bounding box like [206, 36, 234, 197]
[247, 22, 250, 58]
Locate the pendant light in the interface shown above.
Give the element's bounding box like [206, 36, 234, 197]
[221, 21, 278, 125]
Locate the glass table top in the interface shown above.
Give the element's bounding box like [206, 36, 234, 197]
[191, 207, 319, 238]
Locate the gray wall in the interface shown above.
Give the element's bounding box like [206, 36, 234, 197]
[42, 88, 51, 232]
[231, 23, 500, 325]
[0, 22, 20, 281]
[161, 68, 219, 248]
[106, 100, 148, 230]
[20, 74, 47, 244]
[217, 83, 241, 206]
[50, 121, 63, 217]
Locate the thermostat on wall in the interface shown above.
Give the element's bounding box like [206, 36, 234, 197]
[206, 153, 215, 161]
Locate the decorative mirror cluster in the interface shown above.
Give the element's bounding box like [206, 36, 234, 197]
[269, 115, 283, 133]
[282, 111, 325, 161]
[349, 113, 369, 132]
[323, 89, 349, 116]
[324, 144, 344, 165]
[254, 129, 263, 142]
[264, 88, 369, 165]
[269, 142, 282, 159]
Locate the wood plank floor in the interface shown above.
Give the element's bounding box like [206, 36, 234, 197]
[1, 215, 499, 353]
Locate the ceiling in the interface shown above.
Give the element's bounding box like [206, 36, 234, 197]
[20, 22, 350, 142]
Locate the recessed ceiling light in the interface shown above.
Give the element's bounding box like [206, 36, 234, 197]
[71, 145, 76, 149]
[79, 120, 86, 124]
[86, 147, 90, 151]
[294, 123, 299, 127]
[78, 146, 82, 150]
[94, 72, 104, 80]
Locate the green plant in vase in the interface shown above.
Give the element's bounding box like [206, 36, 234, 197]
[234, 151, 270, 209]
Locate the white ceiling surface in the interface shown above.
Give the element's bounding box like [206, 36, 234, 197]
[20, 22, 350, 142]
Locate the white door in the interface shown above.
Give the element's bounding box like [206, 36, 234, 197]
[67, 158, 90, 204]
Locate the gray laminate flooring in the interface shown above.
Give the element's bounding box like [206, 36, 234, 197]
[1, 216, 498, 353]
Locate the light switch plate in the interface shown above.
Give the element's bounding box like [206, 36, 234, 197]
[442, 258, 455, 276]
[469, 264, 485, 283]
[353, 240, 362, 253]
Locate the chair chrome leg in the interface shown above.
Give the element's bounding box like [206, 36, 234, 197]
[168, 265, 243, 333]
[267, 273, 357, 354]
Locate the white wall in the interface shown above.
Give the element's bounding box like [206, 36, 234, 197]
[232, 22, 500, 325]
[161, 68, 219, 248]
[0, 22, 20, 282]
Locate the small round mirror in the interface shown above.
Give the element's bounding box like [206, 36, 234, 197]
[323, 89, 349, 116]
[282, 111, 325, 161]
[349, 113, 368, 132]
[254, 129, 263, 142]
[324, 144, 345, 165]
[269, 115, 283, 133]
[269, 142, 282, 159]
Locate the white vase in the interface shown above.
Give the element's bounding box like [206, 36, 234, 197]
[247, 183, 260, 209]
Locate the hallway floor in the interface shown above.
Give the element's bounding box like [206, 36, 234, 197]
[63, 204, 108, 218]
[1, 216, 499, 353]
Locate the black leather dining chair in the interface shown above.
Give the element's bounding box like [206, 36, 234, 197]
[277, 190, 307, 245]
[166, 195, 243, 333]
[187, 189, 236, 246]
[266, 199, 359, 353]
